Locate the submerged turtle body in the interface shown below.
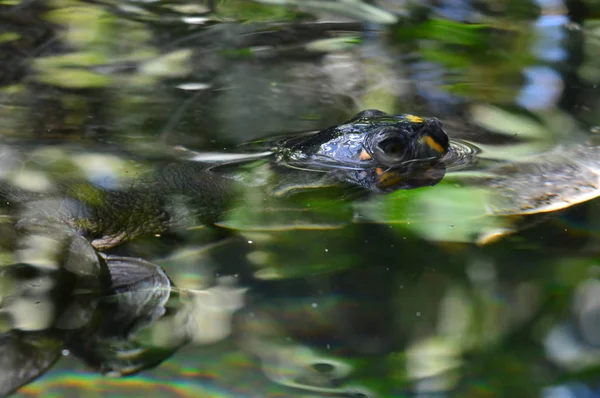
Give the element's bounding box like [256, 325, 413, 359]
[3, 108, 600, 248]
[5, 108, 600, 248]
[0, 109, 450, 251]
[452, 139, 600, 244]
[481, 142, 600, 216]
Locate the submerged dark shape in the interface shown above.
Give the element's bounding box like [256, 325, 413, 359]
[0, 254, 189, 393]
[65, 255, 187, 377]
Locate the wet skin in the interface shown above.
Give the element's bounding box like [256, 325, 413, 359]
[278, 109, 449, 170]
[277, 109, 449, 192]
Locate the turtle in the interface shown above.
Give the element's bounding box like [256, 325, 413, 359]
[0, 109, 450, 250]
[0, 109, 451, 395]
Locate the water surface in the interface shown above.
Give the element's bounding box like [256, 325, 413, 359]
[2, 0, 600, 397]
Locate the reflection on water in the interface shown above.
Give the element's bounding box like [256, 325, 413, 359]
[2, 0, 600, 396]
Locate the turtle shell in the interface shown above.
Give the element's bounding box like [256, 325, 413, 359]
[482, 145, 600, 216]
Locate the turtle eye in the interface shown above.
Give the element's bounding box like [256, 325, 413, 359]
[378, 137, 406, 158]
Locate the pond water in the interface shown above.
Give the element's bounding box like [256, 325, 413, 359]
[2, 0, 600, 397]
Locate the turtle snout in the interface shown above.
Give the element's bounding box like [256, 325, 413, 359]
[418, 118, 449, 158]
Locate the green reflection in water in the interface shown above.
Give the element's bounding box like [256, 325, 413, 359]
[393, 16, 534, 104]
[356, 181, 506, 243]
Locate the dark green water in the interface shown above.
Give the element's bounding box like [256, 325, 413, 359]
[2, 0, 600, 397]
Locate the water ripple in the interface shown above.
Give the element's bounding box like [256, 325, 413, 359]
[443, 139, 481, 171]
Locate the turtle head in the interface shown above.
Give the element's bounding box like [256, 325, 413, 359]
[278, 109, 450, 191]
[360, 112, 449, 167]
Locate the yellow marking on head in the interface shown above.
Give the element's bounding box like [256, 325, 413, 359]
[359, 149, 372, 161]
[377, 171, 404, 188]
[422, 135, 446, 154]
[375, 167, 384, 175]
[405, 114, 423, 123]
